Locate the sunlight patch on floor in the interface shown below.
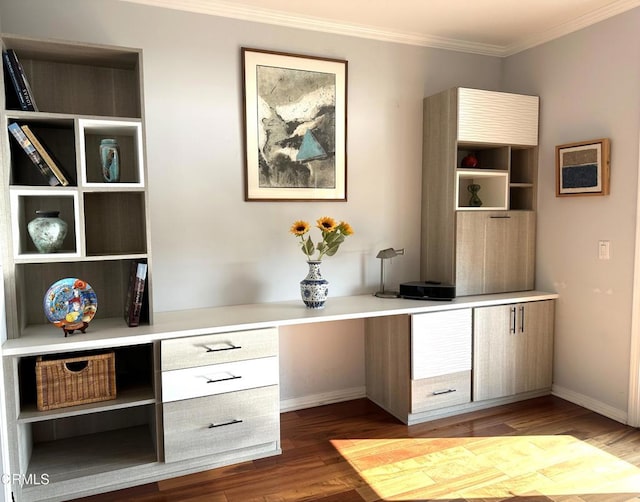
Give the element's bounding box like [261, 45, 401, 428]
[331, 435, 640, 500]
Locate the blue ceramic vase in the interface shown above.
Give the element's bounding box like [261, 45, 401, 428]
[100, 139, 120, 183]
[300, 261, 329, 309]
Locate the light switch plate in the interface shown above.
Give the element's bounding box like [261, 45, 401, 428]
[599, 240, 610, 260]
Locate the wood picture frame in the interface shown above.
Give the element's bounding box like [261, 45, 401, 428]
[556, 138, 610, 197]
[242, 48, 347, 201]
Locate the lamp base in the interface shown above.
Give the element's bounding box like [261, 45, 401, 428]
[374, 291, 399, 299]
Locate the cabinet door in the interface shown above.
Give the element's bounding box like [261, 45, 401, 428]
[472, 304, 517, 401]
[473, 300, 554, 401]
[515, 300, 554, 394]
[457, 88, 539, 146]
[411, 309, 471, 379]
[456, 211, 535, 295]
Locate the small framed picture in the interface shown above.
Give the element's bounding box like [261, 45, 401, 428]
[241, 48, 347, 201]
[556, 138, 610, 197]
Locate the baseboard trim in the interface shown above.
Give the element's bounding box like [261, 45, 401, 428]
[552, 384, 628, 424]
[280, 385, 629, 425]
[280, 386, 366, 413]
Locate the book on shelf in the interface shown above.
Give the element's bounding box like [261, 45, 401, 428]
[20, 125, 70, 186]
[2, 59, 21, 110]
[124, 261, 148, 328]
[7, 122, 59, 186]
[2, 49, 37, 111]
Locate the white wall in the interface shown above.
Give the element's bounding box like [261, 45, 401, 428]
[503, 8, 640, 420]
[0, 0, 502, 403]
[4, 0, 640, 418]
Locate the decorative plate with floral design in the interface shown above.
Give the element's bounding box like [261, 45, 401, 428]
[43, 278, 97, 336]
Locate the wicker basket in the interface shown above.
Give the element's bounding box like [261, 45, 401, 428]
[36, 352, 117, 411]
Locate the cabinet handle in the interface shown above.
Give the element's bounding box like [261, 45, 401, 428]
[432, 388, 456, 396]
[205, 344, 242, 353]
[510, 307, 517, 333]
[490, 215, 511, 219]
[206, 374, 241, 384]
[519, 306, 525, 333]
[208, 419, 243, 428]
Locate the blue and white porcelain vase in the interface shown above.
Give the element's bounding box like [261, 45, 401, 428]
[300, 261, 329, 309]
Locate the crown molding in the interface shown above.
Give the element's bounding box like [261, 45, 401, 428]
[120, 0, 640, 58]
[503, 0, 640, 56]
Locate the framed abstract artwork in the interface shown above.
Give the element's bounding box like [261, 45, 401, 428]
[242, 48, 347, 201]
[556, 138, 610, 197]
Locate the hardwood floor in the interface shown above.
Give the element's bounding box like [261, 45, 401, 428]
[74, 396, 640, 501]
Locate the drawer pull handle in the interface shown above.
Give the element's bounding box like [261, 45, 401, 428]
[432, 388, 456, 396]
[205, 344, 242, 353]
[206, 374, 241, 384]
[208, 419, 243, 428]
[489, 215, 511, 219]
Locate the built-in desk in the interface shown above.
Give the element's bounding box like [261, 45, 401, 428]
[1, 290, 558, 501]
[2, 290, 557, 356]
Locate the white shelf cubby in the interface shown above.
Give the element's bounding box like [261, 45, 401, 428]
[78, 118, 144, 188]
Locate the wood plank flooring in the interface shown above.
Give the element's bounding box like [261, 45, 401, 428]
[74, 396, 640, 501]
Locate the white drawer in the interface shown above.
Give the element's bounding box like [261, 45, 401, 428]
[411, 309, 471, 379]
[411, 370, 471, 413]
[162, 356, 279, 402]
[163, 385, 280, 463]
[161, 327, 278, 371]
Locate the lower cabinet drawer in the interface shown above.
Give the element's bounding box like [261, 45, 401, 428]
[161, 327, 278, 371]
[411, 370, 471, 413]
[163, 385, 280, 463]
[162, 356, 279, 402]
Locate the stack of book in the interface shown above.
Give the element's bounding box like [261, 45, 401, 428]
[124, 261, 148, 327]
[7, 122, 70, 186]
[2, 49, 37, 111]
[4, 49, 72, 186]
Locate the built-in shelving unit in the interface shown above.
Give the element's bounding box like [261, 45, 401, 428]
[0, 34, 152, 339]
[455, 143, 537, 211]
[0, 33, 155, 501]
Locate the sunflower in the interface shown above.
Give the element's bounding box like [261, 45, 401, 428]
[339, 221, 354, 236]
[316, 216, 338, 233]
[290, 220, 310, 236]
[290, 216, 354, 261]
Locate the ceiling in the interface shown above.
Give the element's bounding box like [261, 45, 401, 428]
[123, 0, 640, 56]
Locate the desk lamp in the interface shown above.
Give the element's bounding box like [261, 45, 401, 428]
[374, 248, 404, 298]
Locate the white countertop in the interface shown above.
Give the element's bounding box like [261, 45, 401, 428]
[1, 290, 559, 356]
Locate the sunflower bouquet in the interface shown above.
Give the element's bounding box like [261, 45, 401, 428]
[290, 217, 354, 262]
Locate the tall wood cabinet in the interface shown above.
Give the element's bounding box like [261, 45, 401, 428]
[0, 34, 155, 502]
[420, 87, 539, 296]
